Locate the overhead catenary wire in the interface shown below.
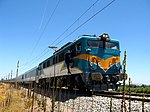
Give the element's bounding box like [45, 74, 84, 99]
[20, 0, 116, 73]
[20, 0, 99, 69]
[55, 0, 116, 46]
[38, 0, 49, 30]
[32, 0, 61, 49]
[20, 0, 61, 68]
[19, 49, 50, 73]
[29, 49, 50, 67]
[19, 48, 48, 68]
[28, 0, 61, 61]
[23, 0, 49, 67]
[50, 0, 100, 45]
[33, 0, 61, 51]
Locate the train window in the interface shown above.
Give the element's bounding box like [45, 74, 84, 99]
[25, 74, 27, 78]
[38, 64, 42, 70]
[47, 60, 50, 67]
[76, 43, 81, 54]
[53, 56, 58, 64]
[50, 58, 53, 66]
[105, 42, 119, 50]
[43, 62, 46, 68]
[87, 40, 103, 48]
[59, 52, 64, 62]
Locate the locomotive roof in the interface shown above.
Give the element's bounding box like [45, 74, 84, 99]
[55, 35, 119, 53]
[79, 34, 119, 42]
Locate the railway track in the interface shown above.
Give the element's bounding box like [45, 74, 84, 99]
[14, 83, 150, 103]
[27, 84, 150, 102]
[45, 87, 150, 103]
[93, 91, 150, 102]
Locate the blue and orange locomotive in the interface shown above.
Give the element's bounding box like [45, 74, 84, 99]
[17, 33, 127, 91]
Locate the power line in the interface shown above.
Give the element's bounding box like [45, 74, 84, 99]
[20, 49, 50, 73]
[20, 0, 98, 70]
[50, 0, 100, 45]
[38, 0, 49, 30]
[20, 47, 48, 68]
[20, 0, 61, 69]
[55, 0, 116, 46]
[29, 49, 50, 67]
[20, 0, 116, 73]
[29, 0, 61, 60]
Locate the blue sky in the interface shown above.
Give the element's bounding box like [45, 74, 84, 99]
[0, 0, 150, 85]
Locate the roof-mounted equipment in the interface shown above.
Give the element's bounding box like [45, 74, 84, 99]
[99, 33, 110, 42]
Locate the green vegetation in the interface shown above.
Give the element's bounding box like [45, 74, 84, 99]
[118, 84, 150, 94]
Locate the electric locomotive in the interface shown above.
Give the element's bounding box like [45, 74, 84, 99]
[35, 33, 126, 91]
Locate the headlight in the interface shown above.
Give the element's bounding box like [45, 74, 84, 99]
[99, 33, 110, 42]
[91, 73, 103, 81]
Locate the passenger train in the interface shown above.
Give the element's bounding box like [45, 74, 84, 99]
[15, 33, 127, 91]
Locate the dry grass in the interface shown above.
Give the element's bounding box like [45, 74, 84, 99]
[0, 83, 27, 112]
[0, 83, 50, 112]
[0, 83, 73, 112]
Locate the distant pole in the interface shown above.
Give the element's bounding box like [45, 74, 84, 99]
[11, 70, 13, 79]
[8, 73, 10, 80]
[15, 61, 19, 88]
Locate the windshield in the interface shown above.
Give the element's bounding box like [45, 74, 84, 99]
[105, 42, 119, 50]
[87, 40, 103, 48]
[87, 40, 119, 50]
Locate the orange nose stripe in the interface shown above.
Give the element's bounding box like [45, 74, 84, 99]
[74, 54, 120, 71]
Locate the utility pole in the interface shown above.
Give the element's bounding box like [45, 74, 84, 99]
[121, 51, 127, 112]
[11, 70, 13, 79]
[48, 46, 57, 112]
[128, 78, 131, 112]
[15, 61, 19, 88]
[8, 73, 10, 80]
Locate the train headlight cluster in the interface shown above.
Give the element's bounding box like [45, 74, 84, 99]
[102, 33, 109, 38]
[99, 33, 110, 42]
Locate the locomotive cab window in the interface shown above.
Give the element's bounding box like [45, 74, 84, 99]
[87, 40, 103, 48]
[105, 42, 119, 50]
